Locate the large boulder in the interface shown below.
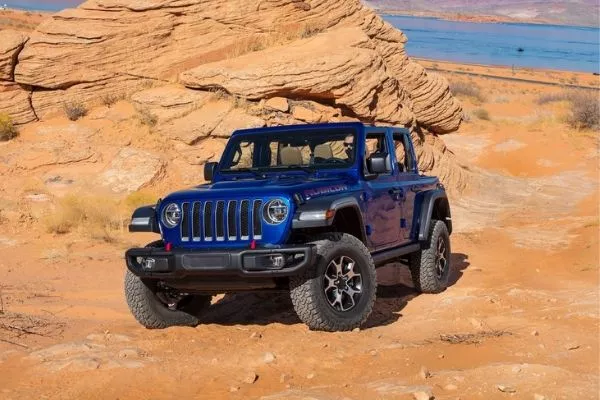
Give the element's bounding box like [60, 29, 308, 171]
[11, 0, 462, 133]
[181, 27, 414, 127]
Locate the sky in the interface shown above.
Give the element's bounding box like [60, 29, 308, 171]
[5, 1, 83, 11]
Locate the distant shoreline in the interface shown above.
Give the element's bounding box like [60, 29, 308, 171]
[377, 10, 597, 29]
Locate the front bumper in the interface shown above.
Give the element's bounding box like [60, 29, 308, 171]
[125, 244, 315, 279]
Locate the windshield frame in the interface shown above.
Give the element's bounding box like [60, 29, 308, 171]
[217, 126, 360, 177]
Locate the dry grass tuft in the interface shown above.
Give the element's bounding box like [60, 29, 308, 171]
[125, 190, 157, 210]
[45, 194, 126, 242]
[537, 90, 599, 130]
[473, 108, 491, 121]
[137, 107, 157, 127]
[0, 113, 18, 141]
[226, 22, 324, 59]
[63, 101, 88, 121]
[449, 81, 485, 102]
[100, 93, 122, 108]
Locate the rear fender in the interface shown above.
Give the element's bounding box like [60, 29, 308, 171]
[417, 190, 452, 241]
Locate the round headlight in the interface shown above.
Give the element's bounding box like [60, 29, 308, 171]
[162, 203, 181, 228]
[263, 199, 288, 225]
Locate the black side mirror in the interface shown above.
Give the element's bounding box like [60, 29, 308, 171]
[367, 152, 391, 175]
[204, 162, 218, 182]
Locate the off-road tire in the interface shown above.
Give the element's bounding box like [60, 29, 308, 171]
[124, 241, 211, 329]
[409, 219, 451, 293]
[289, 233, 377, 331]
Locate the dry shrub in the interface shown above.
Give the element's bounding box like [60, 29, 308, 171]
[449, 81, 485, 102]
[125, 190, 157, 210]
[137, 107, 157, 127]
[208, 87, 229, 101]
[473, 108, 491, 120]
[45, 194, 126, 242]
[537, 90, 599, 130]
[100, 93, 121, 107]
[63, 101, 87, 121]
[536, 91, 572, 105]
[0, 113, 18, 141]
[226, 22, 324, 59]
[566, 91, 599, 130]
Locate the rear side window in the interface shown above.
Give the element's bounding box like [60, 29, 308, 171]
[393, 133, 414, 173]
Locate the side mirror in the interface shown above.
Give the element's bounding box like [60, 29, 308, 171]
[204, 162, 218, 182]
[366, 152, 391, 175]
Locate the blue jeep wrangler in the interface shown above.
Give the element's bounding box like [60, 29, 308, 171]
[125, 122, 452, 331]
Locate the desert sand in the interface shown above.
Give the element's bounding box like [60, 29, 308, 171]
[0, 1, 598, 399]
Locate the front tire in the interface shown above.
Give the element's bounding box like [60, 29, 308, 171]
[124, 271, 212, 329]
[289, 233, 377, 331]
[124, 241, 212, 329]
[409, 219, 451, 293]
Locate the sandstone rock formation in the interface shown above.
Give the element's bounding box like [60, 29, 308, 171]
[0, 0, 468, 191]
[0, 30, 36, 124]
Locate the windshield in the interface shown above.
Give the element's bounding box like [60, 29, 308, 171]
[220, 128, 357, 173]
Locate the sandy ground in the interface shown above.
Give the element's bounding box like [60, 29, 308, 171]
[0, 9, 48, 32]
[0, 67, 598, 399]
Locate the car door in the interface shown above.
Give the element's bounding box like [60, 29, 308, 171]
[363, 128, 402, 250]
[392, 130, 425, 242]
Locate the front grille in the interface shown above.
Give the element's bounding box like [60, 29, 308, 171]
[180, 199, 263, 243]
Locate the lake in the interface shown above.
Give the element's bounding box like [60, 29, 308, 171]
[382, 15, 600, 73]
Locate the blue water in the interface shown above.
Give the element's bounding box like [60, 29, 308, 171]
[383, 15, 600, 73]
[5, 1, 80, 11]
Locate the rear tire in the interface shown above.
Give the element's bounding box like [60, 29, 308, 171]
[124, 241, 211, 329]
[409, 219, 451, 293]
[289, 233, 376, 331]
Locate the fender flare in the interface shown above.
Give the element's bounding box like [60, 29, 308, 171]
[129, 205, 160, 233]
[418, 189, 452, 241]
[292, 195, 367, 242]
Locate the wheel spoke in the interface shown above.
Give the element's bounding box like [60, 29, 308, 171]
[324, 275, 337, 291]
[341, 290, 355, 311]
[333, 258, 344, 276]
[438, 238, 445, 256]
[331, 290, 343, 309]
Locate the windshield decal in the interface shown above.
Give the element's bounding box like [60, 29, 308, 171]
[303, 184, 348, 200]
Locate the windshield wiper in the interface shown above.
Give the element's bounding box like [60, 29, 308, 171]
[273, 165, 316, 174]
[227, 168, 268, 179]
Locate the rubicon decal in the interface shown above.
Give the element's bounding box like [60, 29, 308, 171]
[303, 185, 348, 200]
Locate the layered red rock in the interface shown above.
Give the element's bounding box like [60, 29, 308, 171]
[1, 0, 467, 190]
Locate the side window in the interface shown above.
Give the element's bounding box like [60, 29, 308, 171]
[393, 133, 413, 173]
[365, 133, 387, 158]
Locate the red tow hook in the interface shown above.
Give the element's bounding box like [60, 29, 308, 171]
[250, 240, 257, 250]
[165, 242, 173, 252]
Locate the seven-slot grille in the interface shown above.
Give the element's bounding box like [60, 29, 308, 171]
[180, 200, 263, 242]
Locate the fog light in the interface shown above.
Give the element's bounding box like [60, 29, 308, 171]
[270, 255, 285, 268]
[141, 257, 156, 270]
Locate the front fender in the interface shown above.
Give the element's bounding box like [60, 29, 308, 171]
[128, 205, 160, 233]
[291, 195, 361, 229]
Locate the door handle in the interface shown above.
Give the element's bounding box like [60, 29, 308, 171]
[389, 188, 404, 197]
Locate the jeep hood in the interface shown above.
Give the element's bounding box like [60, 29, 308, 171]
[164, 175, 358, 202]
